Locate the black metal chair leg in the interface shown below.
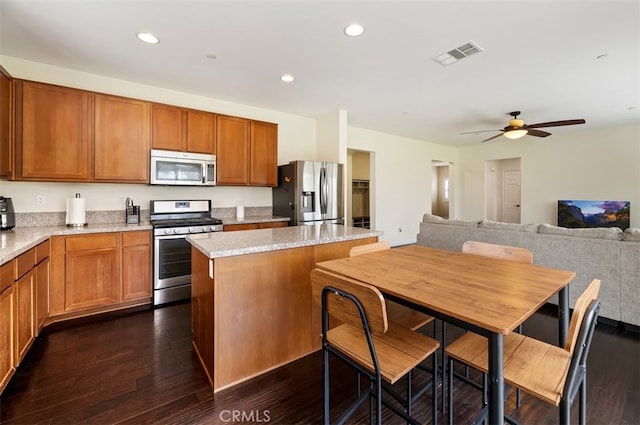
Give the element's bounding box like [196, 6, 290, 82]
[579, 378, 586, 425]
[447, 356, 454, 425]
[441, 320, 447, 413]
[560, 398, 570, 424]
[407, 370, 413, 422]
[433, 349, 438, 425]
[323, 348, 330, 425]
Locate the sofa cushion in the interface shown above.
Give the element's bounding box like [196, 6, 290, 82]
[538, 223, 623, 241]
[422, 214, 479, 227]
[479, 219, 539, 233]
[623, 228, 640, 242]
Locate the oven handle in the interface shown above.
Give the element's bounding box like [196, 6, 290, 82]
[154, 233, 190, 240]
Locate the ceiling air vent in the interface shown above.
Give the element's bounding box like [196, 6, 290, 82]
[432, 41, 484, 66]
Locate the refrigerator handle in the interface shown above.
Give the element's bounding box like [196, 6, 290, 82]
[320, 167, 328, 215]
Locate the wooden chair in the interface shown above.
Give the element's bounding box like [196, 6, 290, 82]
[446, 279, 601, 425]
[461, 240, 533, 264]
[311, 268, 440, 425]
[444, 241, 534, 407]
[350, 242, 435, 332]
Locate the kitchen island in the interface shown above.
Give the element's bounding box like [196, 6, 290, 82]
[187, 224, 382, 392]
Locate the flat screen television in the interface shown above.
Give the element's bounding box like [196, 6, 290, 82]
[558, 200, 630, 230]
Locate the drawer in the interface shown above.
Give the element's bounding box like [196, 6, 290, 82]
[0, 260, 13, 293]
[66, 233, 118, 252]
[15, 248, 36, 279]
[35, 239, 50, 263]
[223, 223, 259, 232]
[259, 221, 287, 229]
[122, 230, 150, 247]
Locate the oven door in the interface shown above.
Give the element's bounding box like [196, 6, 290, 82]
[154, 233, 192, 290]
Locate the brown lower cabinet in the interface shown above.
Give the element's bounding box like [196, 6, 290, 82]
[0, 239, 49, 394]
[50, 230, 151, 320]
[35, 241, 50, 332]
[0, 232, 151, 394]
[0, 277, 15, 393]
[222, 221, 288, 232]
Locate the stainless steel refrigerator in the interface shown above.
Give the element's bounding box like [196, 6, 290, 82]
[272, 160, 344, 226]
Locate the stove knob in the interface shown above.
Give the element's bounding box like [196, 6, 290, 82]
[188, 227, 197, 233]
[165, 229, 174, 235]
[202, 226, 211, 233]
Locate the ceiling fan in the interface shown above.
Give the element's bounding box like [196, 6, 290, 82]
[461, 111, 586, 143]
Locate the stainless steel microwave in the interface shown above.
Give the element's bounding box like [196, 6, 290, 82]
[150, 149, 216, 186]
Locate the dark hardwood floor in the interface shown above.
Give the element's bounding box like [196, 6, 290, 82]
[1, 302, 638, 424]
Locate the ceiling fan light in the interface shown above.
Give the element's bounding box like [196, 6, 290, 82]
[503, 128, 528, 139]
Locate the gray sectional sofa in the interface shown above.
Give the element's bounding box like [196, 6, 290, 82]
[416, 214, 640, 328]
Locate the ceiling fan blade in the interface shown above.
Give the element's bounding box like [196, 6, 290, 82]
[460, 129, 501, 135]
[527, 119, 586, 129]
[527, 129, 552, 138]
[480, 132, 504, 143]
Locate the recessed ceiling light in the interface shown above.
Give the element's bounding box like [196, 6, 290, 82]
[137, 32, 159, 44]
[281, 74, 295, 82]
[344, 23, 365, 37]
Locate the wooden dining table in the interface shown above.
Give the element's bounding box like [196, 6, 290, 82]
[314, 244, 576, 425]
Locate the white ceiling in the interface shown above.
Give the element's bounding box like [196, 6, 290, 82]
[1, 0, 638, 147]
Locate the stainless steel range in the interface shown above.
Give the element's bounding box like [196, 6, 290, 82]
[150, 199, 223, 306]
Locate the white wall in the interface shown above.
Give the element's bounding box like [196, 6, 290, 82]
[457, 123, 640, 228]
[348, 127, 459, 246]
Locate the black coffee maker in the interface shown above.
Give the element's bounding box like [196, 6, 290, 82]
[0, 197, 16, 230]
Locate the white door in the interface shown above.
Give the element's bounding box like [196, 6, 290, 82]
[502, 170, 521, 223]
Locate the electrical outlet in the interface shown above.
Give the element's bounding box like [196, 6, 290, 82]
[36, 195, 46, 206]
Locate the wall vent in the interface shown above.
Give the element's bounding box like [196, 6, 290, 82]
[432, 40, 484, 66]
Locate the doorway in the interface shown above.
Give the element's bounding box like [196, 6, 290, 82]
[431, 160, 452, 219]
[347, 150, 372, 228]
[485, 158, 521, 223]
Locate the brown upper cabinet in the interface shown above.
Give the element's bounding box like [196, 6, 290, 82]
[7, 80, 277, 186]
[15, 80, 92, 181]
[216, 115, 250, 185]
[151, 103, 216, 154]
[216, 115, 277, 186]
[0, 66, 12, 178]
[250, 120, 278, 186]
[94, 94, 150, 183]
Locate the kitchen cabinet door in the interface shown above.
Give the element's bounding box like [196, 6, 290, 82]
[151, 103, 185, 151]
[35, 258, 49, 333]
[223, 221, 287, 232]
[64, 234, 121, 312]
[15, 81, 92, 181]
[187, 109, 216, 154]
[94, 94, 150, 182]
[0, 262, 15, 394]
[249, 121, 277, 186]
[216, 115, 250, 185]
[14, 269, 35, 365]
[122, 231, 151, 301]
[0, 66, 12, 179]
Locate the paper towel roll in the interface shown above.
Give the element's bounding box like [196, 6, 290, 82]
[66, 197, 87, 226]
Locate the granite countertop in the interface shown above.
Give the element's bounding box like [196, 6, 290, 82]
[0, 222, 152, 266]
[188, 223, 382, 259]
[221, 216, 290, 225]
